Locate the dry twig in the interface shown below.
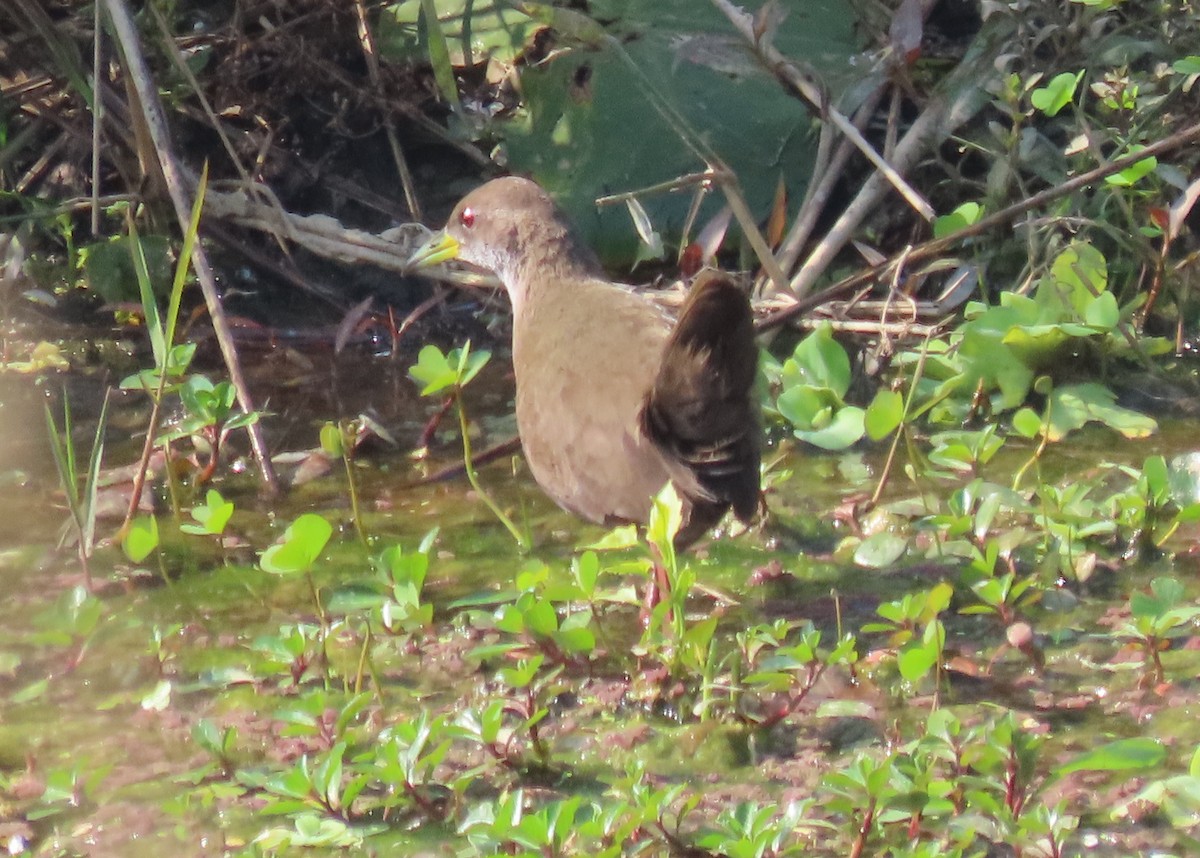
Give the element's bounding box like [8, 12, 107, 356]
[102, 0, 279, 492]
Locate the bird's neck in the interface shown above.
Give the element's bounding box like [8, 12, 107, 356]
[504, 238, 604, 318]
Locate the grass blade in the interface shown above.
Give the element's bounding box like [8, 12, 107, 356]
[81, 389, 111, 557]
[128, 216, 166, 367]
[165, 162, 208, 354]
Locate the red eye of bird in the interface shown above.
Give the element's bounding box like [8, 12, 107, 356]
[460, 207, 476, 228]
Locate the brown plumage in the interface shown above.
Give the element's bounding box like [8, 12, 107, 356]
[409, 176, 760, 548]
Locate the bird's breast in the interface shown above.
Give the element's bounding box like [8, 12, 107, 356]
[508, 281, 675, 523]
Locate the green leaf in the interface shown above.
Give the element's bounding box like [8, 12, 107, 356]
[379, 0, 538, 68]
[1049, 242, 1109, 315]
[467, 641, 524, 663]
[788, 323, 853, 396]
[932, 202, 983, 238]
[122, 515, 159, 563]
[494, 601, 527, 635]
[1173, 503, 1200, 524]
[1056, 738, 1165, 776]
[454, 344, 491, 388]
[409, 343, 490, 395]
[181, 490, 235, 536]
[586, 524, 640, 550]
[1084, 291, 1119, 329]
[898, 640, 938, 682]
[854, 532, 907, 568]
[1142, 455, 1169, 498]
[647, 482, 682, 560]
[1131, 577, 1185, 619]
[524, 598, 559, 637]
[408, 345, 456, 395]
[167, 343, 197, 377]
[178, 376, 219, 424]
[556, 624, 596, 655]
[492, 3, 857, 267]
[319, 422, 344, 457]
[1173, 56, 1200, 75]
[164, 164, 207, 361]
[776, 385, 834, 431]
[127, 221, 165, 366]
[260, 513, 334, 575]
[417, 0, 462, 113]
[865, 389, 904, 440]
[13, 678, 49, 703]
[141, 679, 172, 711]
[1044, 383, 1156, 441]
[572, 551, 599, 596]
[1105, 152, 1157, 187]
[794, 405, 865, 451]
[1030, 71, 1081, 116]
[954, 312, 1036, 410]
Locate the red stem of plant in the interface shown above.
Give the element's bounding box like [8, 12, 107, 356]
[849, 798, 875, 858]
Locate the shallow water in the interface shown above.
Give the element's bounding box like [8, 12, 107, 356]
[4, 335, 1200, 856]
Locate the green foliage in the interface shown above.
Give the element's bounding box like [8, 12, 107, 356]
[25, 763, 111, 823]
[192, 718, 239, 774]
[917, 240, 1162, 416]
[260, 513, 334, 576]
[249, 623, 325, 685]
[475, 1, 857, 262]
[854, 531, 908, 569]
[959, 539, 1040, 625]
[452, 692, 553, 774]
[372, 540, 435, 634]
[694, 801, 813, 858]
[1119, 744, 1200, 827]
[121, 514, 159, 563]
[409, 342, 490, 396]
[378, 0, 538, 69]
[106, 166, 260, 513]
[736, 620, 860, 726]
[864, 584, 951, 688]
[769, 323, 866, 450]
[180, 489, 235, 537]
[253, 815, 369, 850]
[1115, 577, 1200, 685]
[12, 498, 1196, 855]
[1056, 737, 1166, 777]
[492, 591, 596, 662]
[31, 585, 103, 648]
[80, 233, 172, 304]
[410, 342, 527, 549]
[1030, 71, 1082, 116]
[321, 418, 369, 547]
[933, 201, 984, 239]
[1115, 455, 1200, 550]
[44, 391, 109, 588]
[160, 378, 255, 441]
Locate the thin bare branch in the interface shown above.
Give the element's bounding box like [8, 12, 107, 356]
[710, 0, 934, 223]
[102, 0, 279, 492]
[353, 0, 421, 219]
[758, 118, 1200, 331]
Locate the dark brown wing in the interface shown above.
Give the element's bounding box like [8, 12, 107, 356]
[640, 271, 761, 544]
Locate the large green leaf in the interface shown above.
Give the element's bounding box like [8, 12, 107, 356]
[379, 0, 540, 68]
[405, 0, 859, 263]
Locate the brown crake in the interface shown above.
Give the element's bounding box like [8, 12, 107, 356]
[408, 176, 760, 548]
